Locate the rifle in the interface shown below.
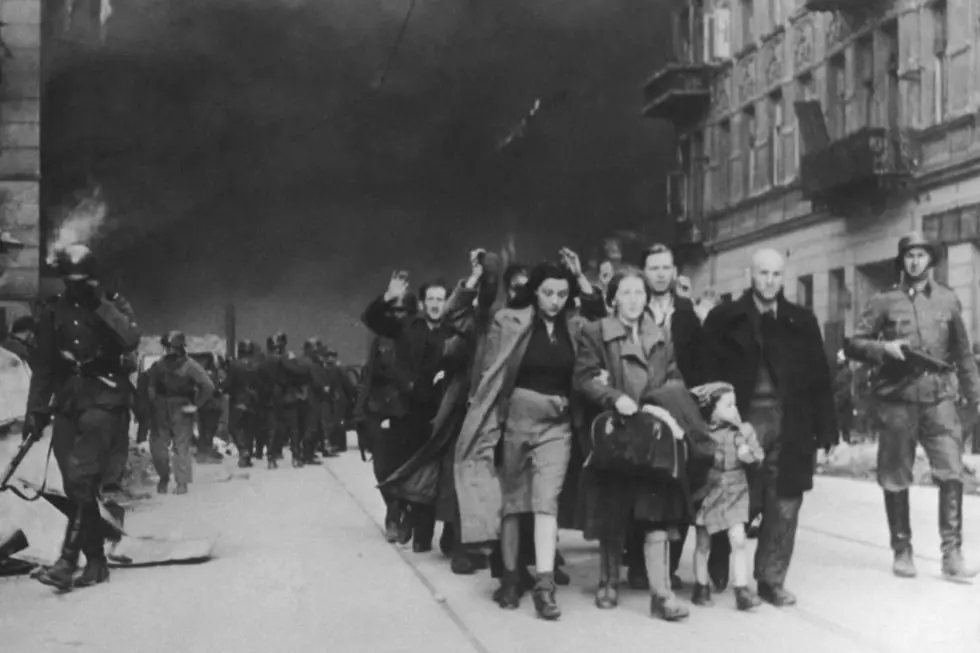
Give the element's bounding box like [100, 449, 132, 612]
[0, 420, 45, 501]
[900, 345, 954, 375]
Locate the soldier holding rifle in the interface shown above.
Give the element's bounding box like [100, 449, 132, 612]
[848, 232, 980, 582]
[23, 244, 141, 591]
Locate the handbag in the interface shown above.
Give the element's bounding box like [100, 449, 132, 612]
[587, 410, 683, 478]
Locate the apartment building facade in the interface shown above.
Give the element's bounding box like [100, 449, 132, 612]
[644, 0, 980, 355]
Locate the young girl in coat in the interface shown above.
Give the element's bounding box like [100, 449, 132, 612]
[690, 381, 764, 611]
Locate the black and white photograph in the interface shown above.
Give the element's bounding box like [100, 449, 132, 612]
[1, 0, 979, 651]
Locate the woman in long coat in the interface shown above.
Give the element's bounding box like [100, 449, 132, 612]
[455, 261, 589, 621]
[575, 268, 707, 622]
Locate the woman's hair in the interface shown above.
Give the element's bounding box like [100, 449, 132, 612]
[503, 263, 529, 290]
[604, 265, 649, 308]
[525, 260, 579, 309]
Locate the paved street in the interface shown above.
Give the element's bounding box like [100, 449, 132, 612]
[1, 433, 978, 653]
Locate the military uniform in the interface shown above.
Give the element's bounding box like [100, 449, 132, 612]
[849, 232, 980, 580]
[146, 349, 215, 492]
[26, 282, 140, 590]
[227, 341, 263, 467]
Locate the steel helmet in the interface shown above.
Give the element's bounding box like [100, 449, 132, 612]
[895, 231, 940, 270]
[55, 244, 100, 281]
[161, 330, 186, 350]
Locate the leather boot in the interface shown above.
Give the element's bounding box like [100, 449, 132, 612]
[383, 499, 401, 543]
[494, 570, 521, 609]
[411, 505, 435, 553]
[645, 534, 689, 622]
[157, 478, 169, 494]
[450, 547, 476, 575]
[532, 572, 561, 620]
[594, 545, 619, 609]
[238, 454, 252, 468]
[439, 523, 454, 557]
[691, 583, 713, 607]
[884, 490, 916, 578]
[75, 503, 110, 588]
[734, 586, 761, 611]
[36, 505, 86, 592]
[939, 481, 979, 582]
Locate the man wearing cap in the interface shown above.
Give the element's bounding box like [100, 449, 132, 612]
[848, 232, 980, 581]
[25, 244, 141, 591]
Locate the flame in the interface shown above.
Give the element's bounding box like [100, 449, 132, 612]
[46, 188, 108, 265]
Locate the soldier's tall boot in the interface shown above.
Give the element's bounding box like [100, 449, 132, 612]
[939, 481, 979, 581]
[36, 504, 86, 591]
[75, 503, 110, 588]
[884, 490, 916, 578]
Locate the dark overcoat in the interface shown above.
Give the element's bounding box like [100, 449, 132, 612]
[700, 291, 839, 497]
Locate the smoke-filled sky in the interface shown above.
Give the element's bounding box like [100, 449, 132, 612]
[43, 0, 675, 359]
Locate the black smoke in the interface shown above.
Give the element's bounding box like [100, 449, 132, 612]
[42, 0, 676, 359]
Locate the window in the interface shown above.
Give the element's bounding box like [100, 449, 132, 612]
[855, 36, 874, 128]
[794, 74, 817, 174]
[740, 0, 754, 50]
[882, 20, 900, 129]
[692, 130, 706, 216]
[703, 2, 732, 61]
[797, 274, 814, 310]
[932, 0, 948, 124]
[768, 0, 782, 30]
[718, 119, 732, 206]
[769, 91, 784, 185]
[742, 108, 757, 196]
[827, 54, 847, 138]
[828, 268, 847, 321]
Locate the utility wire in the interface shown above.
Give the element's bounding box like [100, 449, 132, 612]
[375, 0, 417, 89]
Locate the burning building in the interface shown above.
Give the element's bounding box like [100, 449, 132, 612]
[647, 0, 980, 355]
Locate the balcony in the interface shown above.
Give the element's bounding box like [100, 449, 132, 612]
[804, 0, 884, 13]
[800, 127, 919, 201]
[643, 63, 713, 126]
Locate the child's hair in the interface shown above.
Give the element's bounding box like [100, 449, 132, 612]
[690, 381, 736, 423]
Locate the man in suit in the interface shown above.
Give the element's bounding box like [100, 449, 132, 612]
[701, 248, 838, 605]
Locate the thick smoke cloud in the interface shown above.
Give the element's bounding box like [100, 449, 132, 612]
[43, 0, 675, 359]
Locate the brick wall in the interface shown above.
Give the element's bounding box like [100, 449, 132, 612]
[0, 0, 40, 325]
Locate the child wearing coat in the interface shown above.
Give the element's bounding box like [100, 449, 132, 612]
[690, 381, 764, 611]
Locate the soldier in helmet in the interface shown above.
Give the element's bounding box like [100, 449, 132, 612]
[848, 232, 980, 581]
[294, 337, 324, 465]
[258, 332, 306, 468]
[227, 339, 263, 467]
[24, 244, 140, 591]
[321, 346, 356, 455]
[145, 330, 215, 495]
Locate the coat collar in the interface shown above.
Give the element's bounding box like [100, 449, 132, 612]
[599, 314, 665, 358]
[729, 290, 802, 328]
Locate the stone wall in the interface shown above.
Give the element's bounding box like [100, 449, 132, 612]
[0, 0, 40, 325]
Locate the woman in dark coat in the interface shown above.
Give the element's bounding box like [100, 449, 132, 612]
[575, 268, 707, 622]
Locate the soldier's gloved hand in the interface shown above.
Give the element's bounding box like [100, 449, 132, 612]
[883, 340, 908, 361]
[21, 412, 48, 442]
[181, 405, 198, 415]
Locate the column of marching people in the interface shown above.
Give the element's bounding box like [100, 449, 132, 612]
[354, 233, 980, 623]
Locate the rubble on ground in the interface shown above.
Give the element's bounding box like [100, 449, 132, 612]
[817, 440, 980, 493]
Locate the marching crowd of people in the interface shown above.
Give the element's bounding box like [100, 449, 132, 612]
[352, 232, 980, 623]
[6, 230, 979, 605]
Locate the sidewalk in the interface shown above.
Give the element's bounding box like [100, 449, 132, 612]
[0, 450, 483, 653]
[328, 437, 980, 653]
